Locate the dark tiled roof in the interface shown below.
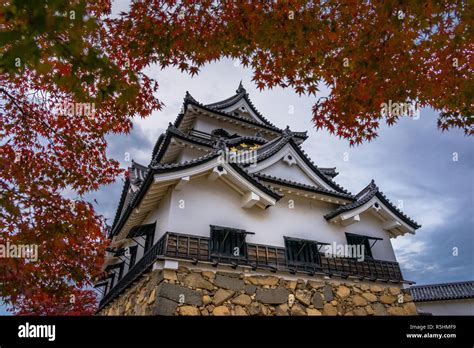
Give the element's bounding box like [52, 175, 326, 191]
[410, 281, 474, 302]
[290, 130, 308, 139]
[324, 181, 379, 222]
[152, 124, 214, 164]
[170, 125, 214, 147]
[242, 134, 350, 195]
[159, 125, 268, 155]
[151, 134, 164, 159]
[254, 135, 292, 161]
[110, 152, 220, 237]
[205, 82, 247, 109]
[111, 160, 148, 232]
[110, 150, 284, 237]
[177, 88, 307, 140]
[185, 96, 283, 133]
[205, 82, 279, 129]
[111, 178, 130, 231]
[224, 135, 268, 146]
[324, 180, 421, 229]
[130, 160, 147, 184]
[254, 173, 356, 201]
[292, 142, 350, 194]
[229, 164, 283, 201]
[319, 167, 339, 178]
[151, 151, 220, 171]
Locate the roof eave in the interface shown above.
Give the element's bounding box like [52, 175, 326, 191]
[255, 174, 355, 203]
[111, 154, 282, 239]
[186, 101, 282, 134]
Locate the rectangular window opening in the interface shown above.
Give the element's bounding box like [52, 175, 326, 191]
[128, 245, 138, 269]
[284, 237, 321, 266]
[345, 233, 383, 259]
[210, 225, 250, 259]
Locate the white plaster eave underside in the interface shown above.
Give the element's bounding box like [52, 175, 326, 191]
[265, 183, 352, 205]
[328, 196, 416, 238]
[184, 104, 280, 136]
[115, 157, 278, 240]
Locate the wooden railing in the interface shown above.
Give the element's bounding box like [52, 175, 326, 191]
[98, 231, 403, 311]
[163, 232, 402, 279]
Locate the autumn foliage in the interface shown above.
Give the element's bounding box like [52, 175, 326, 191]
[0, 0, 160, 314]
[0, 0, 471, 314]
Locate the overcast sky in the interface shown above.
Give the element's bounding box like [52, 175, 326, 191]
[82, 57, 473, 288]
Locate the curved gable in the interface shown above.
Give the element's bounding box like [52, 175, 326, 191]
[249, 141, 342, 192]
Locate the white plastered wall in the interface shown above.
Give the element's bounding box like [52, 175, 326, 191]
[141, 175, 398, 262]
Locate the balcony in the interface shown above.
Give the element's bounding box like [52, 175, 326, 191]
[98, 231, 404, 311]
[163, 232, 403, 280]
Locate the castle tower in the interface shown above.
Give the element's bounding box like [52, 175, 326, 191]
[96, 83, 420, 316]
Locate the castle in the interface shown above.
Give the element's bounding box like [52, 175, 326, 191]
[96, 83, 420, 316]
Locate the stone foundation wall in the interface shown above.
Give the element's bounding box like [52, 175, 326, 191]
[99, 266, 417, 316]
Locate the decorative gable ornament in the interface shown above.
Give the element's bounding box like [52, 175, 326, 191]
[372, 202, 382, 212]
[283, 153, 297, 166]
